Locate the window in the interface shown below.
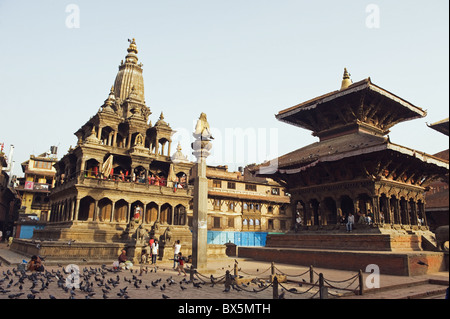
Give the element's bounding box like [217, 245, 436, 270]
[228, 202, 235, 212]
[245, 184, 257, 191]
[280, 220, 286, 230]
[268, 206, 273, 214]
[34, 161, 52, 170]
[213, 217, 221, 228]
[227, 182, 236, 189]
[268, 219, 274, 230]
[213, 180, 222, 188]
[271, 188, 280, 195]
[213, 199, 221, 210]
[228, 217, 234, 227]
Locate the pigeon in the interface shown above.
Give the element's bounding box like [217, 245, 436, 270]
[278, 291, 285, 299]
[180, 285, 187, 290]
[162, 294, 170, 299]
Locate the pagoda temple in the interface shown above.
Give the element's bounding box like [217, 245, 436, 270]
[244, 69, 449, 274]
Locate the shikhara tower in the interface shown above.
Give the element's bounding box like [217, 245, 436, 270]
[12, 39, 196, 262]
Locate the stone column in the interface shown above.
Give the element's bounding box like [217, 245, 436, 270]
[74, 198, 80, 221]
[97, 126, 103, 140]
[127, 202, 132, 223]
[110, 201, 115, 223]
[113, 131, 117, 147]
[191, 112, 213, 271]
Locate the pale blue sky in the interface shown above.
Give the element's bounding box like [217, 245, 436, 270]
[0, 0, 448, 176]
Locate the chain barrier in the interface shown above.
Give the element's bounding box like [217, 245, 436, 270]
[274, 266, 310, 278]
[188, 262, 363, 299]
[238, 266, 271, 276]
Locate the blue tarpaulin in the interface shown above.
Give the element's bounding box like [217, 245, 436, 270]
[207, 231, 268, 246]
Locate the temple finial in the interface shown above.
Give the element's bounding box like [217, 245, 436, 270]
[127, 38, 138, 54]
[340, 68, 352, 90]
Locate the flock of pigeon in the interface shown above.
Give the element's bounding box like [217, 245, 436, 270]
[0, 263, 295, 299]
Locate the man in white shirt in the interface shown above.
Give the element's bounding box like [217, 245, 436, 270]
[173, 240, 181, 269]
[151, 239, 159, 264]
[346, 213, 355, 232]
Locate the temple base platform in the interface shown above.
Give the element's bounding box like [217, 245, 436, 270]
[237, 230, 448, 276]
[9, 220, 227, 265]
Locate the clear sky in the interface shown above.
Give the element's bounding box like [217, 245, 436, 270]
[0, 0, 448, 177]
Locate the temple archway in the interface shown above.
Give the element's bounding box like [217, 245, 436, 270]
[98, 198, 113, 222]
[145, 202, 158, 224]
[114, 199, 128, 222]
[78, 196, 95, 221]
[160, 203, 172, 224]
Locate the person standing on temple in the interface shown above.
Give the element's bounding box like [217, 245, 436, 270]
[346, 212, 355, 232]
[151, 239, 159, 264]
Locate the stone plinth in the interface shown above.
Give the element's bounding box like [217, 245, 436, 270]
[266, 233, 424, 252]
[238, 246, 447, 276]
[10, 239, 125, 264]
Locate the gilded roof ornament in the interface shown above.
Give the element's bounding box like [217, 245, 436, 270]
[340, 68, 352, 90]
[127, 38, 138, 54]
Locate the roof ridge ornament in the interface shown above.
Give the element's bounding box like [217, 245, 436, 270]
[340, 68, 352, 90]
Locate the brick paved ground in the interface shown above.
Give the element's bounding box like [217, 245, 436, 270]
[0, 244, 448, 300]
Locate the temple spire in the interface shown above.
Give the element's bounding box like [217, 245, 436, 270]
[340, 68, 352, 90]
[125, 38, 139, 64]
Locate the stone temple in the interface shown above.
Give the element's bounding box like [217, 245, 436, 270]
[11, 39, 226, 263]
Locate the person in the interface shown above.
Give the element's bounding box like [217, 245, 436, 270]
[7, 236, 13, 247]
[177, 252, 187, 276]
[118, 249, 128, 263]
[27, 255, 44, 272]
[118, 249, 133, 269]
[173, 240, 181, 269]
[140, 249, 148, 264]
[294, 213, 302, 232]
[346, 212, 355, 232]
[0, 230, 2, 242]
[149, 236, 154, 248]
[134, 206, 141, 220]
[379, 211, 385, 224]
[151, 239, 159, 264]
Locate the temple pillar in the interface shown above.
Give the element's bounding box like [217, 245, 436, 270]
[97, 126, 103, 140]
[74, 198, 80, 221]
[113, 131, 117, 147]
